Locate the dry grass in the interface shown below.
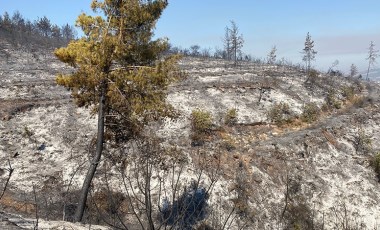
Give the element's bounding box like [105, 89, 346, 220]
[0, 193, 36, 216]
[322, 129, 339, 149]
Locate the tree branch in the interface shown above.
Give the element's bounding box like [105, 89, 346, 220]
[0, 159, 14, 201]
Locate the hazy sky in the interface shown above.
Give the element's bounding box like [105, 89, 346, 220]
[1, 0, 380, 73]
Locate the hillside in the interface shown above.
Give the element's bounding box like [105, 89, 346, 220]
[1, 38, 380, 229]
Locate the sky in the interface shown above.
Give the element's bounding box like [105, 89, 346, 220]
[1, 0, 380, 74]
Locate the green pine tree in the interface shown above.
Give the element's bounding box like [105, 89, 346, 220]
[55, 0, 180, 222]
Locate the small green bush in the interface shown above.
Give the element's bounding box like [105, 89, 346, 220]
[224, 108, 238, 125]
[324, 89, 342, 110]
[267, 102, 294, 126]
[191, 109, 213, 134]
[190, 109, 213, 145]
[354, 128, 372, 154]
[341, 85, 355, 101]
[23, 125, 34, 138]
[301, 102, 320, 123]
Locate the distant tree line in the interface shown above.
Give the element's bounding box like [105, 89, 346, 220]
[0, 11, 77, 49]
[167, 44, 248, 61]
[166, 20, 248, 66]
[167, 20, 378, 79]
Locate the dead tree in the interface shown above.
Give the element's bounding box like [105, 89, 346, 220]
[0, 160, 14, 201]
[366, 41, 379, 80]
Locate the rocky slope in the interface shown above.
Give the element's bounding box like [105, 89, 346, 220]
[1, 38, 380, 229]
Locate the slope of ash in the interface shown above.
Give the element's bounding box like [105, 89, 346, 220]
[0, 40, 380, 229]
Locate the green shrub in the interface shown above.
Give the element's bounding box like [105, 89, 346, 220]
[191, 109, 213, 133]
[190, 109, 213, 145]
[301, 102, 320, 123]
[267, 102, 294, 126]
[341, 85, 355, 101]
[224, 108, 238, 125]
[23, 125, 34, 138]
[354, 128, 372, 154]
[324, 89, 342, 110]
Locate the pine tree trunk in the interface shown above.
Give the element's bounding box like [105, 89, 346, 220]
[74, 80, 107, 222]
[233, 44, 237, 67]
[366, 63, 371, 81]
[145, 160, 155, 230]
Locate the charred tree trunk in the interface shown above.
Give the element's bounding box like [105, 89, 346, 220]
[145, 159, 155, 230]
[74, 80, 107, 222]
[366, 63, 371, 81]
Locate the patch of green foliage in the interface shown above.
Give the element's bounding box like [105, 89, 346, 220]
[224, 108, 238, 126]
[267, 102, 294, 126]
[323, 89, 342, 111]
[354, 128, 372, 154]
[23, 125, 34, 138]
[341, 85, 356, 101]
[301, 102, 320, 123]
[190, 109, 213, 145]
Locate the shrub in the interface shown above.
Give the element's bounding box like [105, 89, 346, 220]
[353, 78, 365, 92]
[305, 69, 319, 85]
[190, 109, 213, 145]
[267, 102, 294, 126]
[329, 202, 368, 229]
[351, 96, 366, 108]
[191, 109, 213, 134]
[283, 203, 315, 230]
[324, 89, 342, 110]
[328, 69, 344, 77]
[233, 161, 254, 219]
[23, 125, 34, 138]
[301, 102, 320, 123]
[87, 189, 128, 225]
[341, 85, 355, 101]
[220, 138, 236, 152]
[224, 108, 238, 125]
[370, 152, 380, 181]
[353, 128, 372, 154]
[281, 176, 322, 230]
